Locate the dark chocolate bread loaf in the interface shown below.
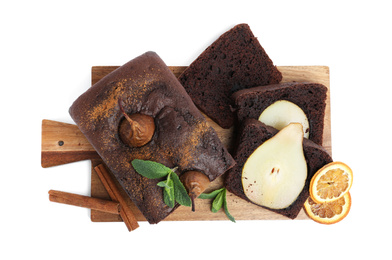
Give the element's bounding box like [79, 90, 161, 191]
[179, 23, 282, 129]
[69, 52, 235, 224]
[232, 82, 328, 145]
[225, 119, 332, 219]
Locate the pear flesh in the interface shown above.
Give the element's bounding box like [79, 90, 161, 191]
[258, 100, 310, 138]
[242, 123, 307, 209]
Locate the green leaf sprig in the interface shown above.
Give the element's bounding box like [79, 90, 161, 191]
[199, 188, 236, 223]
[131, 159, 192, 208]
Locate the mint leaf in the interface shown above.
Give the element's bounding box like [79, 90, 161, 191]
[223, 189, 236, 223]
[131, 159, 171, 179]
[131, 159, 191, 208]
[198, 188, 224, 199]
[212, 190, 224, 213]
[162, 175, 175, 208]
[199, 188, 236, 222]
[157, 180, 170, 189]
[171, 171, 192, 207]
[163, 188, 174, 208]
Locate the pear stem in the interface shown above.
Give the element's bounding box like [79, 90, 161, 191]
[118, 97, 134, 125]
[190, 194, 196, 212]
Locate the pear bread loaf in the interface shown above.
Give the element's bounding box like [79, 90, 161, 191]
[178, 23, 282, 129]
[224, 118, 332, 219]
[232, 82, 328, 145]
[69, 51, 235, 224]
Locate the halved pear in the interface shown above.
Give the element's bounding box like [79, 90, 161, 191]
[258, 100, 310, 138]
[241, 123, 307, 209]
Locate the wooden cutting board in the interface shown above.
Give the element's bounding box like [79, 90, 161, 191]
[41, 65, 331, 222]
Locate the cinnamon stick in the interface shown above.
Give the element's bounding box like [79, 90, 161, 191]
[48, 190, 120, 215]
[94, 164, 139, 231]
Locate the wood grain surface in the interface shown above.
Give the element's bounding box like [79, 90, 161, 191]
[41, 120, 100, 168]
[42, 65, 331, 222]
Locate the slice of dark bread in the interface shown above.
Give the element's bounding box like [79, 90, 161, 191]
[224, 118, 332, 219]
[178, 23, 282, 129]
[232, 82, 328, 145]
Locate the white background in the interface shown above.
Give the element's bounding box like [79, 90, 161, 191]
[1, 1, 391, 259]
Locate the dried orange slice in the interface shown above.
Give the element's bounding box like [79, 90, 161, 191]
[309, 161, 353, 203]
[304, 192, 351, 224]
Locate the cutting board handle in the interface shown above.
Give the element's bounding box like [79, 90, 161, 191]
[41, 119, 100, 168]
